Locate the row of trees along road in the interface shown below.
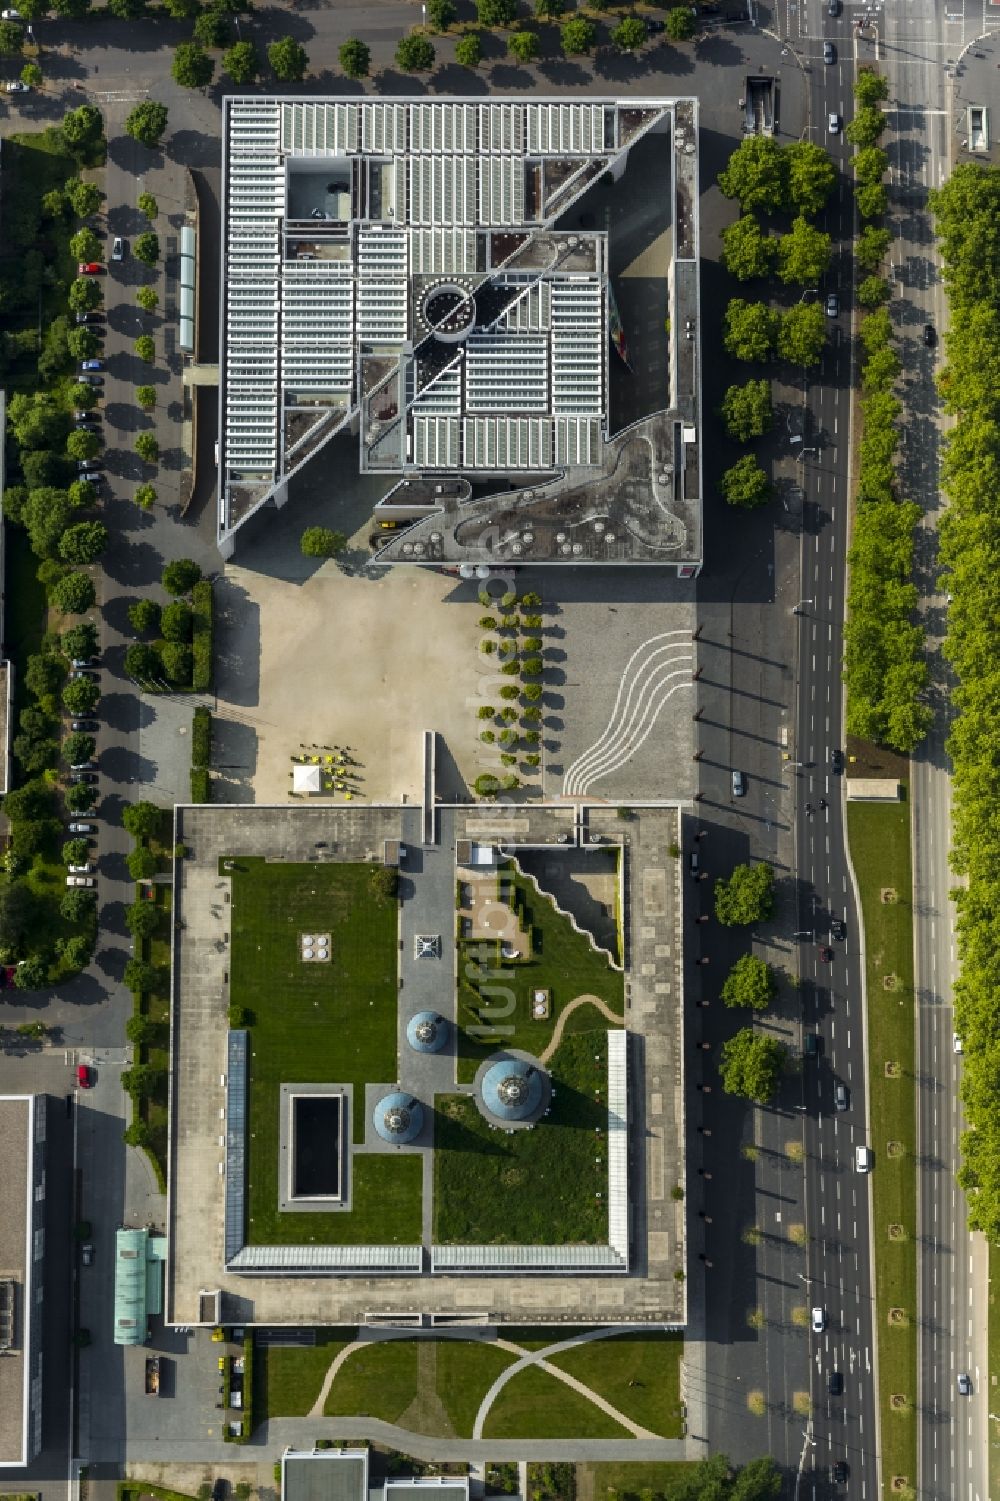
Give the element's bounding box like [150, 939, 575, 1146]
[930, 164, 1000, 1240]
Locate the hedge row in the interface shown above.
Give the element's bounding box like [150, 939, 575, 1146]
[190, 766, 210, 804]
[191, 579, 213, 693]
[192, 706, 211, 769]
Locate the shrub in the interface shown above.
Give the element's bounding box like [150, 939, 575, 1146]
[508, 28, 539, 60]
[134, 483, 156, 509]
[300, 526, 346, 557]
[665, 5, 696, 39]
[268, 35, 308, 80]
[163, 558, 202, 595]
[135, 433, 159, 463]
[161, 642, 192, 684]
[138, 191, 157, 221]
[396, 33, 435, 70]
[128, 599, 160, 635]
[127, 846, 157, 880]
[455, 32, 481, 66]
[161, 600, 192, 642]
[133, 232, 159, 266]
[339, 37, 370, 78]
[124, 642, 161, 682]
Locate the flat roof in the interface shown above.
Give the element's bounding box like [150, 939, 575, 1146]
[218, 96, 701, 571]
[0, 1096, 32, 1467]
[283, 1451, 368, 1501]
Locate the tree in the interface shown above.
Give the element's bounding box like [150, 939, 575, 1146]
[61, 104, 104, 155]
[172, 42, 214, 88]
[135, 334, 155, 362]
[52, 572, 95, 615]
[857, 275, 890, 308]
[455, 31, 481, 66]
[14, 955, 48, 991]
[268, 35, 308, 80]
[193, 7, 231, 47]
[300, 526, 347, 558]
[854, 65, 889, 106]
[128, 599, 161, 635]
[136, 288, 159, 319]
[69, 227, 101, 264]
[535, 0, 563, 14]
[67, 180, 101, 219]
[66, 428, 100, 461]
[715, 862, 775, 925]
[339, 36, 370, 77]
[161, 600, 192, 642]
[21, 61, 42, 87]
[68, 277, 102, 313]
[508, 28, 539, 61]
[62, 676, 100, 715]
[125, 899, 159, 937]
[52, 0, 91, 15]
[127, 846, 158, 880]
[122, 800, 162, 840]
[856, 224, 892, 271]
[136, 386, 157, 413]
[68, 479, 96, 509]
[776, 216, 832, 285]
[720, 215, 775, 281]
[133, 232, 159, 266]
[162, 558, 202, 595]
[62, 622, 98, 660]
[65, 780, 97, 811]
[161, 642, 192, 683]
[67, 327, 100, 361]
[719, 136, 788, 214]
[63, 733, 96, 766]
[0, 880, 31, 952]
[428, 0, 456, 26]
[135, 433, 159, 463]
[785, 140, 837, 216]
[720, 379, 773, 442]
[724, 298, 779, 362]
[0, 17, 21, 51]
[720, 1029, 786, 1104]
[477, 0, 517, 22]
[107, 0, 145, 17]
[125, 100, 168, 148]
[720, 455, 771, 511]
[124, 642, 161, 681]
[846, 105, 886, 148]
[223, 39, 259, 83]
[722, 954, 777, 1011]
[59, 521, 108, 565]
[371, 866, 399, 901]
[611, 15, 646, 49]
[25, 488, 73, 559]
[560, 16, 596, 53]
[13, 736, 58, 775]
[778, 302, 826, 367]
[665, 4, 696, 40]
[395, 32, 435, 70]
[137, 192, 157, 221]
[134, 483, 156, 509]
[61, 886, 95, 923]
[855, 181, 889, 220]
[854, 146, 889, 187]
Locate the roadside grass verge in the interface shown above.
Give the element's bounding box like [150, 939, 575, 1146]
[846, 794, 917, 1493]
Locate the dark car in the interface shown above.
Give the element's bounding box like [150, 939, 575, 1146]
[828, 0, 841, 12]
[74, 411, 99, 423]
[923, 323, 936, 346]
[831, 917, 846, 940]
[804, 1032, 820, 1058]
[75, 419, 101, 431]
[77, 459, 103, 473]
[71, 720, 99, 733]
[831, 747, 844, 774]
[70, 668, 98, 682]
[819, 944, 834, 963]
[828, 1370, 843, 1396]
[70, 771, 98, 785]
[832, 1462, 849, 1484]
[75, 312, 104, 326]
[824, 39, 836, 62]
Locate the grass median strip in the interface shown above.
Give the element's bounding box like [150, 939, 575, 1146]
[846, 793, 917, 1494]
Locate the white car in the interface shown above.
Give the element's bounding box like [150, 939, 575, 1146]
[65, 876, 95, 888]
[828, 112, 840, 134]
[68, 863, 93, 875]
[1, 8, 22, 17]
[811, 1306, 826, 1332]
[69, 822, 94, 835]
[5, 80, 29, 93]
[953, 1033, 964, 1054]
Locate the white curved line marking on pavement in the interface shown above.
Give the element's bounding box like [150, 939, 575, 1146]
[562, 632, 692, 795]
[569, 673, 694, 797]
[564, 644, 693, 796]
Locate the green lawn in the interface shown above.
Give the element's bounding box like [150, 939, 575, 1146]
[434, 1339, 520, 1437]
[228, 860, 413, 1245]
[482, 1363, 630, 1440]
[847, 797, 917, 1493]
[434, 1029, 610, 1244]
[255, 1330, 353, 1422]
[324, 1339, 419, 1422]
[548, 1333, 684, 1438]
[456, 864, 624, 1083]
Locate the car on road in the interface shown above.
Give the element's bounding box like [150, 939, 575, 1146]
[81, 1242, 94, 1266]
[855, 1144, 874, 1172]
[834, 1082, 849, 1111]
[69, 821, 95, 835]
[76, 1063, 92, 1087]
[77, 374, 103, 387]
[831, 916, 846, 940]
[825, 292, 840, 318]
[832, 1462, 848, 1485]
[811, 1306, 826, 1332]
[731, 769, 747, 797]
[828, 0, 841, 12]
[5, 80, 29, 92]
[818, 944, 834, 962]
[78, 261, 102, 275]
[804, 1032, 820, 1058]
[79, 359, 105, 372]
[923, 322, 936, 346]
[828, 1370, 843, 1396]
[689, 850, 699, 876]
[831, 747, 844, 774]
[824, 40, 836, 62]
[828, 112, 840, 134]
[111, 236, 125, 262]
[957, 1371, 972, 1395]
[75, 312, 104, 326]
[953, 1032, 964, 1053]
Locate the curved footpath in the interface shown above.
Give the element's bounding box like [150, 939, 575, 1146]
[538, 993, 625, 1065]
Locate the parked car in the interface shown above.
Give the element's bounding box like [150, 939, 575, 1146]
[70, 657, 97, 669]
[828, 0, 841, 13]
[66, 875, 94, 888]
[74, 420, 101, 433]
[111, 236, 125, 261]
[1, 7, 22, 16]
[732, 769, 747, 797]
[811, 1306, 826, 1332]
[953, 1032, 964, 1054]
[70, 771, 98, 785]
[71, 668, 98, 681]
[71, 720, 98, 734]
[804, 1032, 820, 1058]
[77, 459, 103, 472]
[825, 292, 840, 318]
[923, 322, 936, 346]
[78, 261, 103, 275]
[68, 863, 93, 874]
[75, 312, 104, 326]
[5, 80, 29, 93]
[830, 747, 844, 774]
[79, 359, 105, 372]
[824, 40, 836, 62]
[76, 1063, 92, 1087]
[81, 1242, 94, 1266]
[69, 821, 95, 835]
[77, 374, 104, 387]
[74, 410, 100, 423]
